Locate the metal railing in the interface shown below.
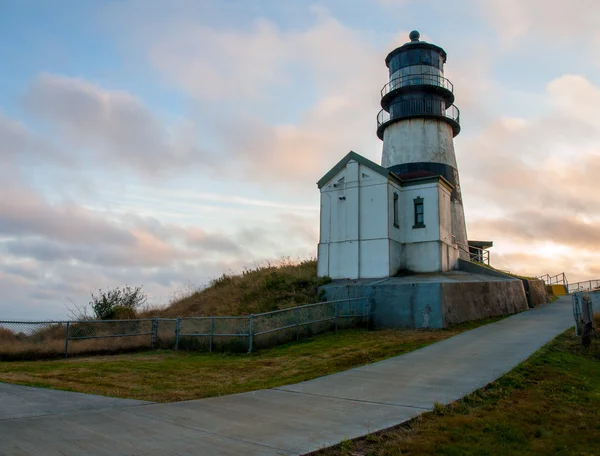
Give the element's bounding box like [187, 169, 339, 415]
[537, 273, 568, 290]
[567, 279, 600, 294]
[381, 73, 454, 99]
[0, 298, 369, 361]
[377, 100, 460, 136]
[457, 243, 490, 265]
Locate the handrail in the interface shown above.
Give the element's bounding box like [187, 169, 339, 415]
[537, 272, 568, 289]
[457, 243, 490, 266]
[381, 73, 454, 99]
[567, 279, 600, 294]
[377, 101, 460, 129]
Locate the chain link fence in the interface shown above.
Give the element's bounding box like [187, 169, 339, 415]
[0, 298, 369, 361]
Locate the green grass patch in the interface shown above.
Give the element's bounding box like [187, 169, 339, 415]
[0, 317, 504, 403]
[314, 317, 600, 456]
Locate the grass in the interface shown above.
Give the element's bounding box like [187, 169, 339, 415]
[154, 258, 330, 318]
[1, 259, 334, 361]
[0, 317, 503, 402]
[313, 316, 600, 456]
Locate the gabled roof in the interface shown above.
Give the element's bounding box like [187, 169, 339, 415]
[317, 151, 400, 189]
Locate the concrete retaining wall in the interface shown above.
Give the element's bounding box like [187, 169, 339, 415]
[320, 270, 529, 330]
[441, 281, 528, 326]
[369, 282, 442, 329]
[521, 279, 548, 308]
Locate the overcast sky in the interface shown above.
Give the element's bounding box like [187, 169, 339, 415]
[1, 0, 599, 320]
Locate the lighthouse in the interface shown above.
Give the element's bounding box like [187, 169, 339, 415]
[316, 31, 469, 279]
[378, 30, 468, 251]
[316, 31, 528, 328]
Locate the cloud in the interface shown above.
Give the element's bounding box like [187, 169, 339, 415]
[477, 0, 600, 48]
[461, 74, 600, 276]
[0, 179, 318, 319]
[108, 8, 387, 186]
[22, 73, 214, 177]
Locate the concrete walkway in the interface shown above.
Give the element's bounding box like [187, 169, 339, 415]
[0, 297, 573, 456]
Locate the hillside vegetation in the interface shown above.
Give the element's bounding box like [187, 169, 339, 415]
[154, 259, 331, 318]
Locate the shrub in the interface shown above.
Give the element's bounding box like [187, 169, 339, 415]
[90, 286, 147, 320]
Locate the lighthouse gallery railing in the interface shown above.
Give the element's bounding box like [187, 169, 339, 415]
[377, 100, 460, 129]
[381, 73, 454, 99]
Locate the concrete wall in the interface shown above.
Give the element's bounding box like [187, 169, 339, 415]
[320, 280, 443, 330]
[458, 261, 547, 310]
[404, 241, 442, 273]
[440, 281, 528, 326]
[452, 200, 468, 253]
[370, 282, 443, 329]
[320, 273, 529, 330]
[520, 279, 548, 309]
[381, 119, 457, 169]
[399, 183, 440, 243]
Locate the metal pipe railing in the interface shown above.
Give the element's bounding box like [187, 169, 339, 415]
[381, 73, 454, 99]
[377, 101, 460, 129]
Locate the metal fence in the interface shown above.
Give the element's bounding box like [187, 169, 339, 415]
[572, 291, 599, 336]
[538, 272, 568, 289]
[0, 298, 369, 361]
[568, 279, 600, 294]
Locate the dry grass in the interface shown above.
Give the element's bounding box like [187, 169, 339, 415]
[314, 316, 600, 456]
[1, 259, 332, 361]
[152, 258, 329, 318]
[0, 318, 500, 402]
[0, 320, 167, 361]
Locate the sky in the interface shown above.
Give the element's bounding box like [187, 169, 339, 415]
[1, 0, 600, 320]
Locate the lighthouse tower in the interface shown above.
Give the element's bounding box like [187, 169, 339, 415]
[377, 31, 468, 251]
[315, 31, 525, 329]
[316, 31, 469, 279]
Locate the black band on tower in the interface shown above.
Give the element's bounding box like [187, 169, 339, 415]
[387, 162, 462, 204]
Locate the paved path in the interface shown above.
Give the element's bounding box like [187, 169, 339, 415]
[0, 297, 573, 456]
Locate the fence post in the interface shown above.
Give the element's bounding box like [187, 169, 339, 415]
[334, 302, 339, 332]
[64, 322, 70, 359]
[175, 317, 181, 351]
[151, 317, 158, 350]
[209, 317, 214, 353]
[296, 306, 300, 341]
[248, 315, 254, 353]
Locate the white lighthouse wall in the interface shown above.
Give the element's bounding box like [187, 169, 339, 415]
[387, 180, 404, 276]
[400, 182, 442, 273]
[439, 185, 460, 271]
[381, 119, 457, 169]
[452, 200, 468, 250]
[317, 160, 391, 279]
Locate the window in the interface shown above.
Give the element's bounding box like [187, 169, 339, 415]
[393, 192, 399, 228]
[413, 197, 425, 229]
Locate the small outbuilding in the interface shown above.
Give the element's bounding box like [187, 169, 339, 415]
[317, 151, 460, 279]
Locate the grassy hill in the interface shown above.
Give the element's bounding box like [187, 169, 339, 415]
[152, 258, 331, 318]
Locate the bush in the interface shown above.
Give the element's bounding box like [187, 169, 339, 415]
[90, 286, 147, 320]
